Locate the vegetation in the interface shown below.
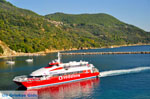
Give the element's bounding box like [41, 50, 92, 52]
[0, 0, 150, 53]
[46, 13, 150, 46]
[0, 46, 3, 54]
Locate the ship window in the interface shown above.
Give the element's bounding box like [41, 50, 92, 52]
[52, 71, 83, 77]
[35, 75, 43, 77]
[46, 63, 59, 67]
[47, 64, 53, 67]
[28, 76, 33, 78]
[28, 75, 43, 78]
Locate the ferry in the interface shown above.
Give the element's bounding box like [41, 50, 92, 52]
[13, 52, 100, 89]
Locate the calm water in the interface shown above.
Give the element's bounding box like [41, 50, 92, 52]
[0, 45, 150, 99]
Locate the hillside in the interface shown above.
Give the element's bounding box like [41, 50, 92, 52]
[0, 40, 16, 56]
[0, 0, 150, 53]
[45, 12, 122, 25]
[46, 13, 150, 46]
[0, 0, 81, 52]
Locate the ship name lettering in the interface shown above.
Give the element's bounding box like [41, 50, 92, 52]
[59, 74, 80, 80]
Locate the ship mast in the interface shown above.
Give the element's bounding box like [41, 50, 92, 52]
[57, 52, 61, 63]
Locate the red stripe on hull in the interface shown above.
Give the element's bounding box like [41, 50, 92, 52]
[16, 72, 99, 88]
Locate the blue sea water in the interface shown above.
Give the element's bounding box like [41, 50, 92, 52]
[0, 45, 150, 99]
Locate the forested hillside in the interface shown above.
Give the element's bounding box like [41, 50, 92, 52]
[0, 0, 150, 53]
[0, 0, 82, 52]
[46, 13, 150, 46]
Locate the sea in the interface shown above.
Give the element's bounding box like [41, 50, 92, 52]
[0, 45, 150, 99]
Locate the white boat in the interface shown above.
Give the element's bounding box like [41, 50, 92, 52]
[26, 59, 33, 62]
[6, 61, 15, 64]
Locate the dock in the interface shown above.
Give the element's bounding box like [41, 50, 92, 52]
[61, 51, 150, 55]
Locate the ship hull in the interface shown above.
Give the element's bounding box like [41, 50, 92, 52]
[14, 72, 99, 89]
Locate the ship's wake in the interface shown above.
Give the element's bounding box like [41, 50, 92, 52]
[100, 66, 150, 77]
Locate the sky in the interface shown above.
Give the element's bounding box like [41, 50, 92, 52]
[6, 0, 150, 32]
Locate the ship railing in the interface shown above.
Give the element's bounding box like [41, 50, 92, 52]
[13, 75, 52, 82]
[13, 75, 28, 82]
[39, 75, 51, 80]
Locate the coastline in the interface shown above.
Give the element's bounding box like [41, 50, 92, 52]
[0, 43, 150, 59]
[103, 43, 150, 49]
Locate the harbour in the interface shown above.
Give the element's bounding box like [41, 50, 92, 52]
[0, 45, 150, 99]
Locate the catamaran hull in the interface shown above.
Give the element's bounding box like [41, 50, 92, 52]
[14, 72, 99, 89]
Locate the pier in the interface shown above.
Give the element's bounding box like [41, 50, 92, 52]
[61, 51, 150, 55]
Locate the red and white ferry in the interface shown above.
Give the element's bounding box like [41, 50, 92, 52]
[13, 52, 100, 89]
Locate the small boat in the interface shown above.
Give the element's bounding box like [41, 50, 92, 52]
[6, 61, 15, 64]
[26, 59, 33, 62]
[6, 57, 15, 64]
[13, 52, 100, 89]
